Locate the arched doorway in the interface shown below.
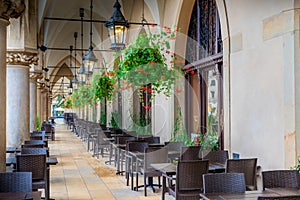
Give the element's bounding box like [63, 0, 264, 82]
[184, 0, 224, 149]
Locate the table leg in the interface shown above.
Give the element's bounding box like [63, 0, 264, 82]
[162, 176, 166, 200]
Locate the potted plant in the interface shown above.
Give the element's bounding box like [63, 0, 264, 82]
[116, 26, 181, 106]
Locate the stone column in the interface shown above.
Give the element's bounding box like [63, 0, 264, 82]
[6, 60, 31, 147]
[36, 86, 42, 124]
[29, 77, 37, 131]
[0, 0, 25, 172]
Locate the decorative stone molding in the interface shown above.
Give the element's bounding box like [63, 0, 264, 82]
[6, 51, 38, 65]
[0, 0, 26, 20]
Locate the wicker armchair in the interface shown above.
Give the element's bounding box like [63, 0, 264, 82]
[262, 170, 300, 190]
[203, 173, 246, 194]
[16, 154, 48, 200]
[257, 195, 300, 200]
[180, 146, 202, 161]
[0, 172, 32, 192]
[138, 147, 168, 196]
[203, 150, 229, 165]
[226, 158, 257, 190]
[93, 128, 110, 158]
[125, 141, 149, 190]
[165, 160, 209, 200]
[165, 141, 184, 162]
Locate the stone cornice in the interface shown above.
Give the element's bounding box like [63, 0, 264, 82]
[6, 51, 38, 65]
[0, 0, 26, 21]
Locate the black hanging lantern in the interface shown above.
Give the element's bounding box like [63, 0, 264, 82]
[105, 0, 129, 50]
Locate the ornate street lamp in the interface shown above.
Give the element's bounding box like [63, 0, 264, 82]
[105, 0, 129, 50]
[83, 0, 98, 79]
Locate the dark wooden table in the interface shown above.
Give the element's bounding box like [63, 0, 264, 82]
[6, 156, 58, 166]
[266, 188, 300, 196]
[6, 147, 21, 153]
[200, 190, 280, 200]
[0, 191, 41, 200]
[151, 162, 225, 200]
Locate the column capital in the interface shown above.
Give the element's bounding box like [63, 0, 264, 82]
[6, 50, 38, 66]
[0, 0, 25, 21]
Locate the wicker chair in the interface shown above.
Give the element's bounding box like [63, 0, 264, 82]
[125, 141, 149, 190]
[42, 123, 54, 141]
[165, 160, 209, 200]
[257, 195, 300, 200]
[202, 150, 229, 165]
[226, 158, 257, 190]
[138, 147, 168, 196]
[203, 173, 246, 194]
[93, 128, 111, 158]
[16, 154, 48, 200]
[165, 141, 184, 162]
[115, 136, 136, 174]
[0, 172, 32, 192]
[180, 146, 202, 161]
[262, 170, 300, 190]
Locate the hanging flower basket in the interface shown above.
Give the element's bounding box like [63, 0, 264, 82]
[116, 27, 181, 105]
[92, 72, 116, 101]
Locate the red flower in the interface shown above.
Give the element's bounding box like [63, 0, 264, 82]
[186, 65, 190, 70]
[173, 53, 177, 57]
[150, 61, 155, 65]
[175, 89, 182, 93]
[151, 24, 156, 28]
[147, 88, 152, 93]
[141, 87, 147, 91]
[170, 37, 176, 40]
[144, 105, 151, 110]
[101, 90, 104, 93]
[190, 70, 195, 75]
[166, 50, 170, 54]
[136, 69, 144, 73]
[174, 29, 178, 33]
[109, 71, 115, 76]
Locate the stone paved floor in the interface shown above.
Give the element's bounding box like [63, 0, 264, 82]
[48, 119, 174, 200]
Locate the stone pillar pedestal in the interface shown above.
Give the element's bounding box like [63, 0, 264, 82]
[6, 64, 30, 147]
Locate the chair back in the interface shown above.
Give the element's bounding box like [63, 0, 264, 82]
[21, 147, 48, 156]
[144, 147, 168, 171]
[116, 136, 136, 145]
[16, 154, 46, 181]
[165, 141, 184, 152]
[203, 150, 229, 165]
[226, 158, 257, 190]
[203, 173, 246, 194]
[0, 172, 32, 192]
[24, 140, 44, 145]
[42, 123, 52, 133]
[143, 136, 160, 144]
[180, 146, 202, 161]
[262, 170, 300, 190]
[176, 160, 209, 192]
[21, 143, 44, 148]
[126, 141, 149, 153]
[30, 135, 43, 140]
[257, 195, 300, 200]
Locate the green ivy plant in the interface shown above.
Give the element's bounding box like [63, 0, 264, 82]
[71, 84, 94, 107]
[92, 72, 116, 101]
[116, 26, 182, 106]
